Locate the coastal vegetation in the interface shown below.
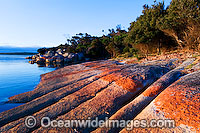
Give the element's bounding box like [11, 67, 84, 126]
[37, 0, 200, 59]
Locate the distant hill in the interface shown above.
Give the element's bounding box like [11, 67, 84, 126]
[0, 46, 39, 53]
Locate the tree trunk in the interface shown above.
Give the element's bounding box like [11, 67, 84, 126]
[162, 29, 184, 49]
[158, 39, 161, 54]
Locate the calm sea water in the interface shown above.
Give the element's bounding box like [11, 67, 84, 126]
[0, 54, 55, 113]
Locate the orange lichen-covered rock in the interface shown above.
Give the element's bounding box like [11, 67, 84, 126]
[154, 74, 200, 131]
[115, 76, 143, 92]
[101, 72, 123, 83]
[121, 70, 200, 133]
[32, 65, 168, 132]
[142, 70, 183, 97]
[101, 65, 169, 93]
[0, 60, 173, 132]
[94, 69, 182, 133]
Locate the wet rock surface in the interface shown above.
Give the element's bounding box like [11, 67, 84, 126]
[0, 58, 199, 132]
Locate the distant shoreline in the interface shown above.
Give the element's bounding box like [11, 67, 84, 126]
[0, 52, 37, 55]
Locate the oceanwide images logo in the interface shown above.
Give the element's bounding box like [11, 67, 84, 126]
[25, 116, 175, 130]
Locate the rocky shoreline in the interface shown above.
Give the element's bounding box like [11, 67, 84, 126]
[0, 53, 200, 132]
[26, 49, 86, 67]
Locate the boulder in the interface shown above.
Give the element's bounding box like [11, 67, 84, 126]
[67, 53, 75, 59]
[25, 56, 32, 59]
[45, 58, 54, 64]
[63, 53, 69, 58]
[56, 49, 63, 55]
[32, 54, 39, 59]
[44, 50, 54, 57]
[77, 52, 85, 61]
[52, 55, 64, 64]
[36, 58, 45, 65]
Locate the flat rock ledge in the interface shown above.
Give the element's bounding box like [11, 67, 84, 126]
[0, 59, 199, 133]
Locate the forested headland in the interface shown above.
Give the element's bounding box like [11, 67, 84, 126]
[38, 0, 200, 59]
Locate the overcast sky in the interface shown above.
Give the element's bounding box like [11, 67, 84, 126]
[0, 0, 171, 47]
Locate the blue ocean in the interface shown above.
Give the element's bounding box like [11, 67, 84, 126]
[0, 50, 55, 113]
